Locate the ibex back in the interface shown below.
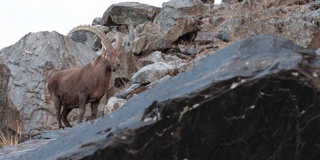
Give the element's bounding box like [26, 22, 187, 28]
[47, 25, 123, 128]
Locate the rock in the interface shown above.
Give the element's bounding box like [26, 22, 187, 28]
[197, 17, 230, 45]
[221, 0, 239, 4]
[163, 0, 206, 16]
[214, 2, 320, 49]
[185, 45, 198, 55]
[32, 129, 71, 140]
[92, 17, 101, 25]
[116, 75, 173, 100]
[207, 17, 227, 28]
[99, 2, 160, 26]
[186, 52, 210, 69]
[15, 34, 320, 160]
[273, 0, 317, 6]
[217, 32, 231, 42]
[104, 97, 126, 115]
[137, 51, 165, 67]
[195, 31, 217, 44]
[130, 22, 173, 54]
[216, 16, 246, 38]
[154, 0, 203, 42]
[316, 47, 320, 55]
[148, 74, 172, 88]
[174, 44, 203, 56]
[114, 83, 147, 99]
[0, 31, 97, 134]
[201, 0, 215, 4]
[165, 52, 186, 62]
[301, 2, 320, 49]
[0, 139, 52, 159]
[282, 18, 319, 49]
[131, 62, 175, 84]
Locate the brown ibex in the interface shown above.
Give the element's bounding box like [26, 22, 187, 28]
[47, 25, 123, 128]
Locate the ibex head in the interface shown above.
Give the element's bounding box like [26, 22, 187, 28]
[67, 25, 123, 72]
[101, 32, 122, 72]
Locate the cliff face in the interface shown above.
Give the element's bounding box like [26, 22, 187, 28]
[0, 0, 320, 159]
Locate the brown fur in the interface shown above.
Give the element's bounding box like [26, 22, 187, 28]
[47, 26, 122, 128]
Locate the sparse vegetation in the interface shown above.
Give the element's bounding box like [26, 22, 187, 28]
[0, 120, 22, 148]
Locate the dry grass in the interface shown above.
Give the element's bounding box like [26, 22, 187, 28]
[0, 120, 22, 148]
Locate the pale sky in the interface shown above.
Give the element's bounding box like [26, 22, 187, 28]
[0, 0, 221, 49]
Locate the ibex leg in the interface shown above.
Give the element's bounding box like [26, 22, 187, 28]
[88, 100, 100, 121]
[53, 96, 63, 129]
[78, 94, 87, 123]
[61, 107, 72, 127]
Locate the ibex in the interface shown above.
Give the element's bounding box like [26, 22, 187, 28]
[47, 25, 123, 128]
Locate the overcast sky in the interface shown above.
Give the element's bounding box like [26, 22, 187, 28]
[0, 0, 221, 49]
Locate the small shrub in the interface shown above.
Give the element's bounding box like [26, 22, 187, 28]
[0, 121, 22, 148]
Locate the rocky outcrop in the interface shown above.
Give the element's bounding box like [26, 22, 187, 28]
[97, 1, 208, 55]
[99, 2, 161, 26]
[12, 34, 320, 160]
[130, 22, 173, 54]
[131, 62, 175, 84]
[0, 31, 98, 134]
[0, 139, 52, 159]
[154, 0, 204, 42]
[212, 0, 320, 49]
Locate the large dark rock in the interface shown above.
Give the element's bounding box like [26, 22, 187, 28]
[16, 34, 320, 159]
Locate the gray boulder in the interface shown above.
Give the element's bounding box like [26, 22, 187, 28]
[104, 97, 126, 115]
[195, 31, 218, 44]
[131, 62, 175, 84]
[163, 0, 206, 16]
[99, 2, 160, 26]
[0, 139, 52, 159]
[130, 22, 173, 54]
[154, 0, 205, 42]
[137, 51, 165, 67]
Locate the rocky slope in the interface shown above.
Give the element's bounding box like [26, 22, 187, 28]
[0, 0, 320, 159]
